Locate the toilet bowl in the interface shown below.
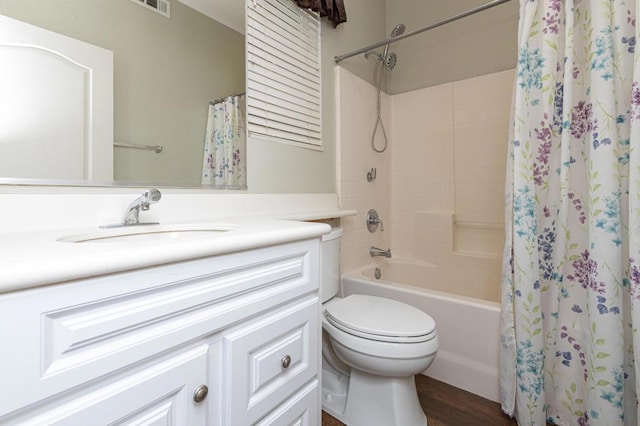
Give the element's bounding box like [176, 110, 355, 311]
[320, 228, 439, 426]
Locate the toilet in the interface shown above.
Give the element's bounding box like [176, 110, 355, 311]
[320, 227, 439, 426]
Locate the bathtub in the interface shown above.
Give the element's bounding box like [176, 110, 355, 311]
[341, 258, 501, 402]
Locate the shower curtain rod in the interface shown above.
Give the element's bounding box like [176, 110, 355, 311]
[210, 92, 246, 105]
[334, 0, 512, 64]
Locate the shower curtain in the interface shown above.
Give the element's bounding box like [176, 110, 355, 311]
[501, 1, 639, 425]
[201, 95, 246, 188]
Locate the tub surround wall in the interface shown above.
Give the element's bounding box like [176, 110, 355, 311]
[453, 70, 513, 255]
[390, 82, 455, 261]
[390, 69, 514, 301]
[336, 67, 392, 273]
[337, 67, 514, 302]
[391, 69, 513, 262]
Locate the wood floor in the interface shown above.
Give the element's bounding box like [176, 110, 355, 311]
[321, 374, 517, 426]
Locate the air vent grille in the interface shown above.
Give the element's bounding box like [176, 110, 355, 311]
[131, 0, 170, 18]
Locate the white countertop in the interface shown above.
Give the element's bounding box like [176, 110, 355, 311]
[0, 218, 332, 294]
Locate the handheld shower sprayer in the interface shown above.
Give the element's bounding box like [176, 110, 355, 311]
[365, 24, 406, 70]
[382, 24, 405, 62]
[367, 23, 405, 154]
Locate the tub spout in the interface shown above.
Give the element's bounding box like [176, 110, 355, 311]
[370, 246, 392, 258]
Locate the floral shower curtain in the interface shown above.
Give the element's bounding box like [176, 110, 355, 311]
[501, 1, 639, 425]
[201, 95, 246, 188]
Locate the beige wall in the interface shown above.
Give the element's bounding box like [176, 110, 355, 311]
[248, 0, 518, 192]
[329, 0, 387, 87]
[386, 0, 519, 94]
[249, 0, 387, 193]
[0, 0, 245, 186]
[260, 0, 519, 192]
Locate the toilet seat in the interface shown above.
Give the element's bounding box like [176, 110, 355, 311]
[324, 295, 436, 343]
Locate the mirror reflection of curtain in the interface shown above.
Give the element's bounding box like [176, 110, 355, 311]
[201, 95, 246, 188]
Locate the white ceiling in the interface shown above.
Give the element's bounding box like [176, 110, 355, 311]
[178, 0, 244, 34]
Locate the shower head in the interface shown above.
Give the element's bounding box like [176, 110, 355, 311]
[364, 50, 398, 70]
[384, 52, 398, 70]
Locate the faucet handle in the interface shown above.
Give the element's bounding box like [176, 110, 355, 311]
[142, 188, 162, 203]
[366, 209, 384, 233]
[139, 189, 162, 210]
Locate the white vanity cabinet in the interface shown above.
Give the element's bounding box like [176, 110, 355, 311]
[0, 238, 321, 425]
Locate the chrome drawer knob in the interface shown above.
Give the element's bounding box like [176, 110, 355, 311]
[281, 355, 292, 369]
[193, 385, 209, 403]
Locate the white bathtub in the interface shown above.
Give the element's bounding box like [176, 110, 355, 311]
[341, 259, 501, 402]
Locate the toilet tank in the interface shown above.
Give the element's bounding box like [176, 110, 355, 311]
[320, 227, 343, 303]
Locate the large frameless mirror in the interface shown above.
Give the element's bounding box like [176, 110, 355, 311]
[0, 0, 246, 188]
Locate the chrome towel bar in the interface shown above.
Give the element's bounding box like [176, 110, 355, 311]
[114, 142, 163, 154]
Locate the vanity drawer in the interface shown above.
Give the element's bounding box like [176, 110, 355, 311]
[255, 380, 320, 426]
[220, 295, 319, 425]
[0, 239, 319, 418]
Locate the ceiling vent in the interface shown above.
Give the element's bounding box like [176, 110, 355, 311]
[131, 0, 170, 18]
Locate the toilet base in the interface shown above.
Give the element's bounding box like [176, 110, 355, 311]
[323, 367, 427, 426]
[321, 366, 348, 419]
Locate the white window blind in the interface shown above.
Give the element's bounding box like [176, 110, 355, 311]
[246, 0, 322, 149]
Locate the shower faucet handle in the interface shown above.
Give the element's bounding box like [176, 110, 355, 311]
[366, 209, 384, 232]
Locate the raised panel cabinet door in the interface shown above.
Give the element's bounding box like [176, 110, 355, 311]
[221, 295, 320, 425]
[7, 346, 209, 426]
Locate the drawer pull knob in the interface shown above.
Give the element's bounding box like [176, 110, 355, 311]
[281, 355, 292, 369]
[193, 385, 209, 403]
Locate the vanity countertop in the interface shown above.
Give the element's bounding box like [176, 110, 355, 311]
[0, 218, 331, 294]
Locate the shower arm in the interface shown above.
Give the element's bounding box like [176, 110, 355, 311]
[334, 0, 512, 64]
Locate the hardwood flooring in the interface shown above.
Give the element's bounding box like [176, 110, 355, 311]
[321, 374, 517, 426]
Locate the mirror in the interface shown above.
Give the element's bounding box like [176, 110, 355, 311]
[0, 0, 245, 188]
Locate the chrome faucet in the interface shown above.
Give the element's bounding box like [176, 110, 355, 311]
[369, 246, 392, 258]
[366, 209, 384, 232]
[121, 189, 162, 225]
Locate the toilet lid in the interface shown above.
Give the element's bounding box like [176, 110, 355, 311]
[324, 295, 436, 343]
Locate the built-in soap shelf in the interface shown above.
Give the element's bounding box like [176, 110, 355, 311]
[452, 214, 503, 260]
[412, 211, 502, 261]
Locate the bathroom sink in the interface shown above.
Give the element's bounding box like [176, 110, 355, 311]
[58, 223, 239, 243]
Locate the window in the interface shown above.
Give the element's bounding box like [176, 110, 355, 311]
[246, 0, 322, 150]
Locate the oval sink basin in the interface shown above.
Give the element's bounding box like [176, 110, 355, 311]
[58, 223, 239, 243]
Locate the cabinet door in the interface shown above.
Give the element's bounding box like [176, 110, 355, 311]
[8, 346, 209, 426]
[221, 296, 319, 425]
